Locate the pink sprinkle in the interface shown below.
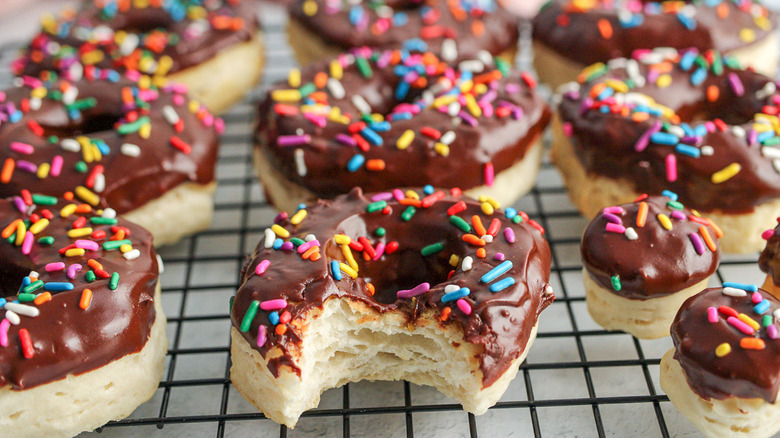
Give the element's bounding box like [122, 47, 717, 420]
[45, 262, 66, 272]
[726, 316, 755, 335]
[605, 223, 626, 233]
[602, 206, 625, 215]
[21, 231, 33, 255]
[256, 324, 267, 347]
[255, 260, 271, 276]
[397, 282, 430, 299]
[769, 324, 778, 340]
[75, 240, 99, 251]
[9, 142, 34, 155]
[50, 155, 63, 177]
[763, 229, 776, 240]
[0, 319, 9, 347]
[707, 306, 718, 323]
[456, 299, 472, 315]
[728, 72, 744, 96]
[484, 163, 494, 187]
[260, 299, 287, 311]
[504, 227, 515, 243]
[562, 122, 573, 137]
[371, 192, 393, 202]
[67, 264, 82, 279]
[297, 240, 320, 254]
[494, 253, 505, 261]
[393, 189, 405, 201]
[665, 154, 677, 182]
[372, 242, 385, 261]
[752, 291, 763, 304]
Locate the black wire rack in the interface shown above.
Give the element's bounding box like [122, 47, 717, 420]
[0, 4, 770, 437]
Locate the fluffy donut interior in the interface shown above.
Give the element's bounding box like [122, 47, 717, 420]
[231, 297, 536, 428]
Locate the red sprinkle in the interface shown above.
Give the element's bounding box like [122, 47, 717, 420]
[447, 201, 467, 216]
[385, 241, 399, 254]
[170, 136, 192, 154]
[718, 305, 739, 318]
[19, 329, 33, 358]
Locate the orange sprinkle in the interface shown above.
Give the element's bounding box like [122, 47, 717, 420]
[707, 218, 724, 238]
[1, 158, 14, 183]
[476, 248, 487, 258]
[706, 85, 720, 102]
[740, 338, 765, 350]
[589, 82, 607, 99]
[301, 246, 319, 260]
[716, 2, 729, 19]
[33, 292, 52, 305]
[275, 324, 287, 335]
[699, 226, 717, 252]
[80, 289, 92, 310]
[440, 307, 452, 322]
[64, 192, 74, 202]
[314, 72, 328, 89]
[366, 159, 386, 171]
[1, 219, 21, 239]
[474, 70, 502, 84]
[471, 20, 485, 36]
[472, 215, 487, 236]
[366, 283, 375, 296]
[631, 112, 650, 123]
[112, 229, 126, 241]
[462, 234, 486, 246]
[399, 198, 422, 208]
[310, 252, 321, 261]
[636, 202, 648, 227]
[598, 18, 613, 39]
[87, 259, 103, 271]
[74, 204, 92, 214]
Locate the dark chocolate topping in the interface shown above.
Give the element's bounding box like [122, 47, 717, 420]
[230, 188, 554, 386]
[290, 0, 519, 61]
[256, 49, 549, 199]
[15, 0, 258, 79]
[581, 195, 720, 299]
[0, 196, 158, 390]
[759, 220, 780, 286]
[672, 287, 780, 402]
[0, 74, 220, 214]
[533, 0, 777, 66]
[557, 49, 780, 213]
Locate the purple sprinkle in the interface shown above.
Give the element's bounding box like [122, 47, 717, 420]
[16, 160, 37, 173]
[748, 129, 758, 146]
[670, 210, 686, 221]
[397, 282, 431, 299]
[478, 90, 497, 104]
[458, 111, 478, 126]
[278, 134, 311, 147]
[635, 120, 662, 152]
[511, 107, 524, 120]
[504, 227, 515, 243]
[689, 233, 705, 255]
[13, 196, 26, 213]
[280, 242, 295, 251]
[505, 83, 521, 94]
[371, 192, 394, 202]
[274, 212, 288, 224]
[67, 264, 82, 279]
[602, 213, 622, 224]
[335, 133, 356, 146]
[728, 72, 744, 97]
[494, 253, 505, 261]
[769, 324, 778, 340]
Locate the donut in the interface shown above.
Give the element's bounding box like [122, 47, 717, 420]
[0, 70, 221, 247]
[532, 0, 778, 89]
[13, 0, 264, 114]
[229, 187, 555, 427]
[581, 192, 720, 339]
[255, 47, 550, 213]
[553, 48, 780, 254]
[760, 219, 780, 298]
[287, 0, 519, 66]
[0, 193, 165, 438]
[660, 285, 780, 438]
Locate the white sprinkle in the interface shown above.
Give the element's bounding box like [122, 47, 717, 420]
[29, 98, 42, 111]
[722, 287, 748, 297]
[101, 208, 116, 219]
[304, 234, 316, 242]
[441, 131, 456, 145]
[264, 228, 276, 249]
[68, 62, 84, 81]
[774, 308, 780, 322]
[544, 284, 555, 296]
[762, 147, 780, 159]
[624, 227, 638, 240]
[121, 143, 141, 157]
[607, 57, 627, 69]
[5, 310, 20, 325]
[163, 105, 180, 125]
[774, 159, 780, 173]
[352, 95, 372, 115]
[756, 81, 776, 99]
[447, 101, 461, 117]
[477, 50, 493, 67]
[639, 52, 664, 65]
[667, 125, 685, 138]
[119, 33, 140, 56]
[61, 138, 81, 152]
[123, 249, 141, 260]
[62, 86, 78, 105]
[93, 173, 105, 193]
[156, 254, 165, 274]
[29, 271, 39, 278]
[294, 148, 307, 177]
[327, 78, 345, 100]
[442, 39, 458, 62]
[732, 126, 746, 138]
[461, 256, 473, 272]
[481, 234, 494, 243]
[4, 302, 39, 317]
[458, 60, 484, 73]
[701, 145, 714, 156]
[375, 5, 393, 18]
[444, 284, 460, 294]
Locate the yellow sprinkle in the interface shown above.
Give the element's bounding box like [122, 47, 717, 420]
[656, 74, 672, 88]
[474, 83, 488, 94]
[711, 163, 741, 184]
[189, 100, 200, 113]
[75, 186, 100, 206]
[577, 62, 605, 83]
[715, 343, 731, 357]
[152, 75, 168, 89]
[755, 16, 771, 31]
[36, 162, 50, 179]
[67, 227, 93, 238]
[396, 130, 415, 150]
[478, 196, 500, 209]
[740, 28, 756, 43]
[81, 50, 105, 65]
[138, 75, 152, 90]
[29, 218, 49, 235]
[303, 0, 318, 15]
[458, 80, 474, 93]
[157, 55, 174, 76]
[15, 221, 26, 246]
[187, 5, 207, 19]
[138, 57, 155, 74]
[341, 244, 358, 271]
[288, 68, 301, 88]
[738, 313, 760, 331]
[604, 78, 629, 93]
[270, 224, 290, 238]
[434, 143, 450, 156]
[481, 202, 494, 215]
[449, 254, 460, 267]
[405, 190, 420, 200]
[339, 262, 357, 279]
[78, 137, 92, 162]
[465, 94, 482, 117]
[271, 89, 302, 102]
[334, 234, 351, 245]
[91, 143, 102, 161]
[657, 214, 672, 230]
[433, 94, 457, 108]
[120, 244, 133, 253]
[139, 123, 151, 139]
[31, 87, 47, 99]
[60, 204, 77, 217]
[65, 248, 86, 257]
[290, 209, 307, 225]
[330, 60, 343, 80]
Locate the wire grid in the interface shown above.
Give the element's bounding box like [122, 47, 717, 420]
[0, 4, 769, 437]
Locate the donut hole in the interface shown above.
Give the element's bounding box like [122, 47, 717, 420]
[37, 112, 123, 138]
[359, 247, 452, 305]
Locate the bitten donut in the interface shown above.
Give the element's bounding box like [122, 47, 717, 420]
[760, 219, 780, 298]
[554, 48, 780, 253]
[533, 0, 778, 89]
[230, 187, 554, 427]
[0, 70, 221, 246]
[581, 192, 720, 339]
[0, 193, 165, 438]
[14, 0, 263, 114]
[256, 48, 550, 213]
[288, 0, 519, 65]
[661, 285, 780, 438]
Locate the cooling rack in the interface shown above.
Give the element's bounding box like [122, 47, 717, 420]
[0, 3, 769, 437]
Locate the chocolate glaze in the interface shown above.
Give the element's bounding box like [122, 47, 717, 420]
[558, 50, 780, 213]
[290, 0, 519, 60]
[16, 0, 258, 79]
[230, 188, 554, 386]
[581, 195, 720, 299]
[0, 197, 158, 390]
[533, 0, 777, 66]
[759, 220, 780, 286]
[257, 49, 550, 199]
[672, 287, 780, 402]
[0, 75, 219, 214]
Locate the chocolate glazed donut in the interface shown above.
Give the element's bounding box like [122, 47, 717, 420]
[229, 187, 554, 427]
[255, 48, 550, 213]
[0, 72, 220, 246]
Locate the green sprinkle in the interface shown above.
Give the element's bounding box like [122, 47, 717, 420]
[17, 293, 36, 302]
[495, 58, 510, 76]
[117, 116, 150, 135]
[449, 215, 471, 232]
[299, 82, 316, 97]
[75, 161, 88, 173]
[421, 242, 445, 256]
[764, 314, 773, 327]
[366, 201, 387, 213]
[666, 201, 684, 210]
[356, 56, 373, 78]
[375, 227, 386, 237]
[401, 206, 416, 221]
[48, 89, 63, 101]
[65, 97, 97, 111]
[109, 272, 119, 290]
[512, 215, 522, 224]
[85, 271, 96, 282]
[712, 52, 723, 75]
[90, 217, 118, 225]
[763, 136, 780, 146]
[290, 237, 305, 247]
[31, 194, 57, 205]
[48, 135, 58, 144]
[103, 239, 131, 250]
[240, 300, 260, 332]
[7, 234, 15, 244]
[37, 236, 54, 245]
[229, 296, 235, 311]
[611, 275, 622, 291]
[23, 280, 44, 294]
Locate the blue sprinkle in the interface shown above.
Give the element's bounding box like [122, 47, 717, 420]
[722, 282, 758, 292]
[679, 52, 697, 71]
[651, 132, 679, 145]
[9, 110, 23, 123]
[597, 87, 614, 100]
[677, 12, 696, 30]
[370, 121, 391, 132]
[346, 154, 365, 172]
[403, 38, 428, 52]
[390, 112, 412, 121]
[600, 106, 610, 114]
[442, 287, 471, 303]
[694, 124, 708, 137]
[393, 12, 408, 26]
[505, 208, 517, 219]
[675, 144, 701, 158]
[481, 261, 513, 283]
[269, 311, 280, 326]
[758, 130, 775, 143]
[690, 68, 707, 86]
[423, 185, 434, 195]
[330, 261, 342, 281]
[273, 238, 283, 250]
[681, 123, 694, 137]
[395, 81, 410, 100]
[0, 298, 6, 308]
[661, 190, 678, 201]
[489, 277, 516, 293]
[349, 6, 364, 25]
[755, 299, 771, 315]
[44, 282, 75, 292]
[18, 276, 31, 294]
[360, 128, 383, 146]
[94, 139, 110, 155]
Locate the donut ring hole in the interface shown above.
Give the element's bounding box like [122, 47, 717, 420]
[37, 112, 124, 138]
